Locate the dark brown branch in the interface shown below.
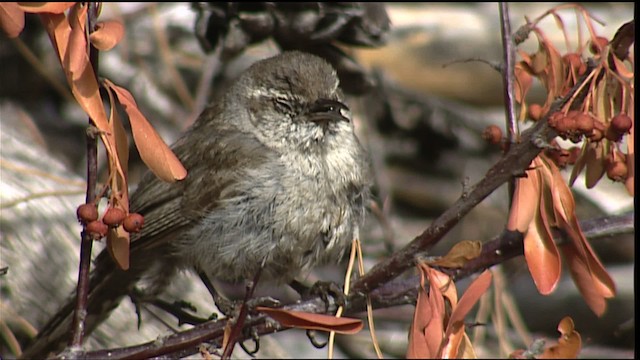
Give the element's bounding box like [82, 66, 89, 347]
[347, 58, 596, 298]
[77, 210, 633, 359]
[70, 2, 101, 350]
[499, 2, 519, 145]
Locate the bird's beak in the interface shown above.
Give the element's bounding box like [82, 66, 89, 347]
[307, 99, 350, 123]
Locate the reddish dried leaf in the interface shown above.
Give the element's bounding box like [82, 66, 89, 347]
[106, 85, 130, 176]
[507, 165, 541, 232]
[611, 55, 634, 80]
[440, 270, 490, 358]
[431, 266, 458, 308]
[255, 307, 363, 334]
[426, 240, 482, 268]
[106, 86, 130, 212]
[38, 12, 71, 63]
[90, 20, 124, 51]
[625, 116, 634, 195]
[566, 216, 616, 299]
[584, 141, 605, 188]
[18, 2, 75, 13]
[446, 270, 491, 333]
[407, 264, 445, 359]
[539, 316, 582, 359]
[522, 163, 561, 295]
[107, 81, 187, 182]
[0, 3, 25, 38]
[106, 226, 130, 270]
[514, 64, 533, 103]
[568, 143, 587, 186]
[530, 49, 547, 75]
[39, 10, 122, 185]
[65, 10, 88, 81]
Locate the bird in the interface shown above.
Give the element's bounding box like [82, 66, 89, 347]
[21, 50, 371, 358]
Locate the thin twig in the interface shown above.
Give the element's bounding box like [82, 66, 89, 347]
[499, 2, 519, 203]
[69, 2, 100, 351]
[77, 209, 633, 359]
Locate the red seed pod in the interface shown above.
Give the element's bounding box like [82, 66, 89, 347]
[589, 36, 609, 54]
[588, 120, 606, 142]
[103, 207, 126, 227]
[123, 213, 145, 233]
[610, 113, 632, 134]
[605, 158, 628, 182]
[575, 113, 595, 133]
[563, 53, 581, 68]
[528, 103, 543, 121]
[86, 220, 108, 240]
[482, 125, 503, 145]
[77, 203, 98, 224]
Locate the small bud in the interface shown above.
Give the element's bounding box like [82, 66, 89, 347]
[123, 213, 145, 233]
[605, 157, 628, 182]
[589, 36, 609, 54]
[610, 114, 632, 134]
[86, 221, 108, 240]
[482, 125, 503, 145]
[575, 113, 594, 133]
[77, 203, 98, 224]
[587, 120, 606, 142]
[103, 207, 126, 227]
[528, 103, 543, 121]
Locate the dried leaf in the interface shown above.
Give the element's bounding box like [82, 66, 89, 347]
[427, 241, 482, 268]
[106, 225, 130, 270]
[18, 2, 75, 13]
[514, 64, 533, 103]
[567, 216, 616, 298]
[507, 165, 541, 232]
[523, 162, 561, 295]
[0, 3, 25, 38]
[106, 85, 130, 177]
[38, 12, 71, 63]
[40, 10, 122, 186]
[568, 143, 587, 186]
[546, 41, 566, 99]
[625, 109, 634, 195]
[106, 81, 187, 182]
[539, 316, 582, 359]
[90, 20, 124, 51]
[408, 263, 446, 359]
[456, 333, 478, 359]
[441, 270, 491, 358]
[65, 9, 88, 81]
[611, 55, 634, 80]
[256, 307, 363, 334]
[584, 141, 605, 188]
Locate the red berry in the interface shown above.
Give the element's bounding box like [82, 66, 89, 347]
[77, 203, 98, 224]
[589, 36, 609, 54]
[103, 207, 126, 227]
[610, 114, 632, 134]
[86, 221, 108, 240]
[482, 125, 503, 145]
[123, 213, 145, 233]
[575, 113, 595, 133]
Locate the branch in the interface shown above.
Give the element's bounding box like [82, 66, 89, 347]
[70, 2, 101, 350]
[76, 210, 632, 359]
[348, 60, 596, 298]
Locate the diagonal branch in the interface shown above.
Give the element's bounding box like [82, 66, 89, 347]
[348, 59, 596, 297]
